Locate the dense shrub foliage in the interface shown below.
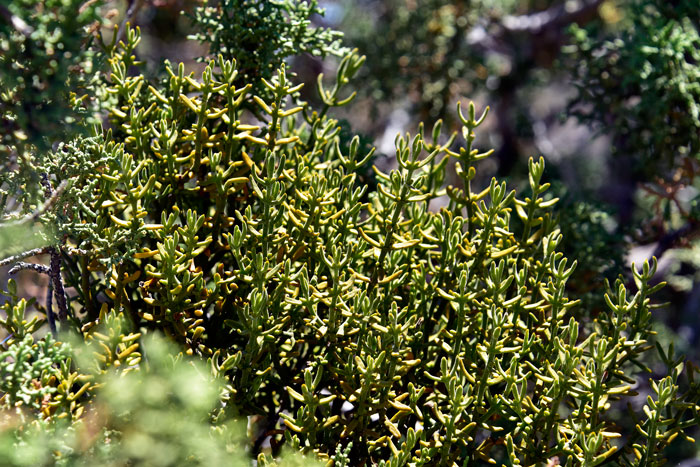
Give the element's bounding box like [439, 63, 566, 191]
[1, 1, 700, 466]
[567, 0, 700, 178]
[189, 0, 345, 101]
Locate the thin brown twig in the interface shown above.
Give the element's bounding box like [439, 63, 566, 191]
[38, 174, 70, 323]
[49, 247, 69, 322]
[46, 281, 57, 337]
[0, 246, 51, 268]
[8, 261, 50, 275]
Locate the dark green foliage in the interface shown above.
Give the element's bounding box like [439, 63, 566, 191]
[189, 0, 345, 101]
[346, 0, 476, 120]
[343, 0, 577, 125]
[555, 196, 626, 313]
[0, 0, 105, 249]
[0, 0, 102, 156]
[567, 0, 700, 177]
[564, 0, 700, 292]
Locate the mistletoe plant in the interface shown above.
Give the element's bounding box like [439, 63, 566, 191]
[1, 2, 700, 466]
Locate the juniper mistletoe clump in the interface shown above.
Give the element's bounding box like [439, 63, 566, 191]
[1, 1, 699, 466]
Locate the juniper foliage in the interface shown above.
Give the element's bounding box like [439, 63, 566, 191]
[188, 0, 346, 102]
[567, 0, 700, 177]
